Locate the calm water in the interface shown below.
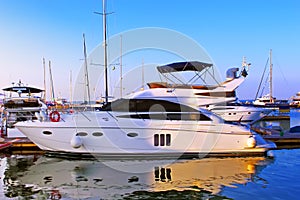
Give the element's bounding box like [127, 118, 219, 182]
[0, 110, 299, 200]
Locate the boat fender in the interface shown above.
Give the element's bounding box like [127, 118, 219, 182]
[35, 112, 41, 121]
[49, 111, 60, 122]
[247, 136, 256, 148]
[40, 110, 47, 121]
[70, 135, 82, 148]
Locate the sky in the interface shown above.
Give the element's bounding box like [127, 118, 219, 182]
[0, 0, 299, 101]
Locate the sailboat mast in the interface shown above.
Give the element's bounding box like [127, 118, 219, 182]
[49, 60, 55, 102]
[83, 33, 91, 104]
[43, 57, 46, 101]
[70, 70, 72, 105]
[120, 35, 123, 98]
[141, 58, 144, 91]
[269, 49, 273, 103]
[103, 0, 108, 104]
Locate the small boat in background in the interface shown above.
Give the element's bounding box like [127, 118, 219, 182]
[206, 102, 273, 124]
[1, 80, 47, 138]
[289, 92, 300, 108]
[253, 49, 289, 108]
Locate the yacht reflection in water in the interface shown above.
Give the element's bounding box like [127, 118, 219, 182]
[2, 155, 272, 199]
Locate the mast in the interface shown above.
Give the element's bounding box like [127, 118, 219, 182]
[141, 58, 144, 91]
[103, 0, 108, 104]
[70, 70, 72, 104]
[269, 49, 273, 103]
[49, 60, 55, 102]
[43, 57, 46, 101]
[120, 35, 123, 98]
[94, 0, 111, 104]
[83, 33, 91, 104]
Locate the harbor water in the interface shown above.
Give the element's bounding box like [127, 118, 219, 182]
[0, 110, 299, 199]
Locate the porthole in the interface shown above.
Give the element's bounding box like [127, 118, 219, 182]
[76, 132, 88, 136]
[42, 131, 52, 135]
[92, 132, 103, 137]
[127, 132, 138, 137]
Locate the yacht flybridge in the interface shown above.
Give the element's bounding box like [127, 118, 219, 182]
[145, 61, 249, 107]
[130, 60, 271, 123]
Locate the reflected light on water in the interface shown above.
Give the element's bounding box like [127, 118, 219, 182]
[0, 155, 272, 199]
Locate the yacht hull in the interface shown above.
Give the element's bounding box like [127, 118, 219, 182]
[16, 112, 275, 158]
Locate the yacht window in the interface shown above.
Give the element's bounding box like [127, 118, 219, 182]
[195, 91, 236, 97]
[117, 113, 211, 121]
[76, 132, 88, 136]
[102, 98, 199, 113]
[166, 134, 171, 146]
[160, 134, 165, 146]
[127, 132, 138, 137]
[154, 134, 172, 146]
[42, 130, 52, 135]
[92, 132, 103, 137]
[154, 134, 159, 146]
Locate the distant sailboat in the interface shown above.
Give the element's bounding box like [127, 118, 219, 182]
[253, 49, 288, 107]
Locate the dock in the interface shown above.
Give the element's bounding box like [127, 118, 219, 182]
[0, 137, 40, 153]
[261, 115, 290, 121]
[251, 126, 300, 149]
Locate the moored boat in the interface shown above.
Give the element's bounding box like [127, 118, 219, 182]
[289, 92, 300, 108]
[206, 102, 273, 123]
[1, 80, 47, 138]
[15, 98, 276, 158]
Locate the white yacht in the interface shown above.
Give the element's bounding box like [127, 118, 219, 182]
[205, 102, 273, 123]
[290, 92, 300, 108]
[15, 98, 276, 158]
[0, 80, 47, 138]
[253, 94, 276, 107]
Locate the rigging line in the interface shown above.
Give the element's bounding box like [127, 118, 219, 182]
[274, 57, 291, 93]
[255, 58, 269, 99]
[259, 68, 270, 98]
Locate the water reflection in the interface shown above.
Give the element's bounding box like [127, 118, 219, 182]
[1, 155, 272, 199]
